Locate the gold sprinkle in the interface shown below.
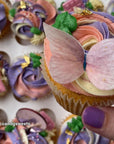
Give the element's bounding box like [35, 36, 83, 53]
[81, 9, 93, 16]
[66, 138, 70, 144]
[19, 0, 26, 9]
[65, 130, 73, 136]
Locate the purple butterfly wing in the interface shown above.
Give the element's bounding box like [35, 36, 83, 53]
[43, 23, 84, 84]
[87, 38, 114, 90]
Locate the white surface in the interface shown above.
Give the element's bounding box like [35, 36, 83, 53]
[0, 0, 110, 132]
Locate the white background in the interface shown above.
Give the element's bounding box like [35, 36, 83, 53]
[0, 0, 110, 132]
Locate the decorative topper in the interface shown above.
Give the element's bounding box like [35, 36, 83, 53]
[9, 9, 16, 17]
[39, 131, 48, 137]
[43, 23, 114, 90]
[67, 116, 83, 133]
[30, 53, 41, 68]
[85, 2, 93, 10]
[5, 125, 15, 132]
[30, 27, 42, 35]
[52, 12, 77, 35]
[81, 9, 93, 15]
[21, 55, 30, 69]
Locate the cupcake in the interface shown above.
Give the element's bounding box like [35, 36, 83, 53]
[41, 6, 114, 115]
[0, 52, 10, 97]
[9, 0, 57, 45]
[57, 114, 110, 144]
[0, 0, 11, 38]
[0, 108, 56, 143]
[8, 53, 51, 101]
[58, 0, 104, 13]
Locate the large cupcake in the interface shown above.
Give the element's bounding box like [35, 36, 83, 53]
[8, 53, 51, 101]
[9, 0, 57, 45]
[0, 0, 11, 38]
[58, 114, 110, 144]
[41, 5, 114, 115]
[0, 108, 56, 143]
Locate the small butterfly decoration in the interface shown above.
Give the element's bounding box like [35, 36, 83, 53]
[43, 23, 114, 90]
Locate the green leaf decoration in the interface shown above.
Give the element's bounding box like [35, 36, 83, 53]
[58, 2, 65, 11]
[111, 12, 114, 16]
[30, 53, 42, 68]
[9, 8, 16, 17]
[67, 116, 84, 133]
[39, 131, 48, 137]
[5, 125, 15, 132]
[52, 12, 77, 35]
[85, 2, 93, 10]
[30, 27, 42, 35]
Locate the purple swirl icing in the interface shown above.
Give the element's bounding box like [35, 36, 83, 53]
[28, 132, 48, 144]
[89, 22, 110, 39]
[12, 1, 47, 37]
[8, 58, 48, 99]
[93, 11, 114, 23]
[0, 4, 7, 31]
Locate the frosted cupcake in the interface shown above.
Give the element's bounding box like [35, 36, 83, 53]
[0, 0, 11, 38]
[0, 108, 56, 143]
[58, 0, 104, 13]
[58, 114, 110, 144]
[0, 52, 10, 97]
[8, 53, 51, 101]
[9, 0, 57, 45]
[41, 6, 114, 115]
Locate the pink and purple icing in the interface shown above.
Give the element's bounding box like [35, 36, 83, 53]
[8, 53, 51, 100]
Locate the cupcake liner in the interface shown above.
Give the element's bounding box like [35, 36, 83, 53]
[41, 56, 114, 115]
[0, 0, 11, 38]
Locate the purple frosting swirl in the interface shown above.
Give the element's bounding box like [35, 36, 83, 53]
[8, 58, 48, 99]
[89, 22, 110, 39]
[0, 4, 7, 31]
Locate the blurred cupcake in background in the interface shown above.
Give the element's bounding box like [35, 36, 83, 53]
[0, 52, 10, 97]
[0, 0, 11, 38]
[9, 0, 57, 45]
[58, 114, 111, 144]
[0, 108, 57, 143]
[8, 53, 51, 102]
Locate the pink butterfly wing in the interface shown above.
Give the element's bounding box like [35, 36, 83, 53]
[87, 38, 114, 90]
[43, 23, 84, 84]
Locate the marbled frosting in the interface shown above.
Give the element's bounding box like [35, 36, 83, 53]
[8, 53, 51, 100]
[9, 0, 56, 45]
[0, 0, 10, 37]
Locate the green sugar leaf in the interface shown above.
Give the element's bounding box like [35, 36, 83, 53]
[111, 12, 114, 16]
[5, 125, 15, 132]
[58, 2, 65, 11]
[9, 8, 16, 17]
[67, 116, 83, 133]
[39, 131, 48, 137]
[85, 2, 93, 10]
[30, 27, 42, 35]
[52, 12, 77, 34]
[30, 53, 42, 68]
